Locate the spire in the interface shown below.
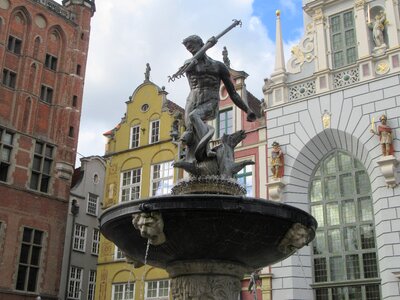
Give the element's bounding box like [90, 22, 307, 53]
[222, 46, 230, 68]
[274, 10, 286, 74]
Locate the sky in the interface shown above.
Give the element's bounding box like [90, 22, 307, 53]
[60, 0, 305, 166]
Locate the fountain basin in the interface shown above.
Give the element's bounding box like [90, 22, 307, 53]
[99, 194, 317, 271]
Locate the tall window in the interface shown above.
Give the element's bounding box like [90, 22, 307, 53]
[30, 141, 53, 193]
[0, 128, 14, 182]
[40, 85, 53, 103]
[130, 125, 140, 148]
[145, 280, 170, 300]
[150, 120, 160, 144]
[88, 270, 96, 300]
[330, 10, 357, 69]
[87, 193, 99, 216]
[310, 150, 380, 300]
[2, 68, 17, 88]
[73, 224, 87, 252]
[91, 229, 100, 255]
[45, 53, 58, 71]
[120, 168, 141, 202]
[16, 228, 43, 292]
[151, 161, 174, 196]
[217, 108, 233, 138]
[236, 164, 253, 196]
[112, 283, 134, 300]
[7, 35, 22, 54]
[68, 266, 82, 299]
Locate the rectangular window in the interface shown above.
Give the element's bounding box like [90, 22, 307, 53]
[68, 266, 83, 299]
[114, 246, 126, 260]
[29, 141, 53, 193]
[0, 128, 14, 182]
[150, 120, 160, 144]
[7, 35, 22, 54]
[88, 270, 96, 300]
[40, 85, 53, 103]
[330, 10, 357, 69]
[120, 168, 141, 202]
[235, 164, 253, 196]
[16, 227, 43, 292]
[73, 224, 87, 252]
[145, 280, 170, 300]
[2, 68, 17, 89]
[151, 161, 174, 196]
[91, 229, 100, 255]
[112, 283, 134, 300]
[130, 125, 140, 148]
[217, 108, 233, 138]
[87, 193, 98, 216]
[45, 53, 58, 71]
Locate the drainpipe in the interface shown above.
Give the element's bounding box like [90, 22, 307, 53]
[64, 199, 79, 300]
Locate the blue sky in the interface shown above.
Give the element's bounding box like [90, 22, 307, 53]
[63, 0, 305, 163]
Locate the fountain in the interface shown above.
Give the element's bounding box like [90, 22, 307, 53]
[99, 20, 317, 299]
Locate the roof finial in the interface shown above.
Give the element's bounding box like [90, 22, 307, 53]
[144, 63, 151, 82]
[222, 46, 230, 68]
[274, 10, 285, 74]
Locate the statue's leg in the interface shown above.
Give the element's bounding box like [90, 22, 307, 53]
[189, 111, 215, 161]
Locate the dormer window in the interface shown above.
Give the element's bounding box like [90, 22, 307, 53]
[330, 10, 357, 69]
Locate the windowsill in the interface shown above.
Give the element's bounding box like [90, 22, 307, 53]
[72, 248, 86, 254]
[86, 212, 98, 217]
[1, 83, 16, 91]
[38, 99, 51, 105]
[44, 67, 57, 72]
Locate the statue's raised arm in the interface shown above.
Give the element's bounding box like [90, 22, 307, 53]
[168, 20, 242, 82]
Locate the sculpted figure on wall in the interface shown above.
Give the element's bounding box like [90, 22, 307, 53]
[270, 141, 284, 179]
[371, 114, 394, 156]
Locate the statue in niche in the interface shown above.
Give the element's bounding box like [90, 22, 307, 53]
[371, 114, 394, 156]
[144, 63, 151, 81]
[368, 10, 387, 48]
[169, 20, 256, 180]
[270, 141, 284, 179]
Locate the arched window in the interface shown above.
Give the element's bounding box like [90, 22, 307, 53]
[310, 150, 381, 300]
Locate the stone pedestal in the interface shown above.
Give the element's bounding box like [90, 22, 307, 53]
[167, 261, 247, 300]
[266, 179, 286, 201]
[377, 155, 399, 188]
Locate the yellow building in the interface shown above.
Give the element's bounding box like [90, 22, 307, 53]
[95, 79, 184, 300]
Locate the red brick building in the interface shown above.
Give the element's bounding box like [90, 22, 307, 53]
[0, 0, 95, 299]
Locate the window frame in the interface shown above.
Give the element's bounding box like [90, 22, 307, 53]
[7, 35, 22, 55]
[114, 246, 126, 260]
[45, 53, 58, 71]
[0, 128, 14, 182]
[15, 227, 44, 292]
[72, 223, 87, 252]
[310, 150, 380, 300]
[91, 228, 100, 256]
[86, 193, 99, 216]
[130, 125, 140, 149]
[120, 168, 142, 202]
[144, 279, 170, 300]
[149, 120, 160, 144]
[329, 10, 358, 69]
[151, 161, 174, 196]
[217, 108, 233, 138]
[68, 266, 83, 300]
[235, 163, 254, 197]
[40, 84, 54, 103]
[87, 270, 96, 300]
[112, 282, 135, 300]
[29, 141, 54, 193]
[2, 68, 17, 89]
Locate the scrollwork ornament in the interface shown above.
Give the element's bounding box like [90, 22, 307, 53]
[354, 0, 366, 9]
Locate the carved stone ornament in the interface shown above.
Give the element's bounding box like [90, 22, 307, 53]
[132, 211, 166, 245]
[167, 261, 247, 300]
[266, 179, 286, 201]
[376, 155, 399, 188]
[354, 0, 366, 9]
[322, 110, 331, 129]
[278, 223, 313, 254]
[375, 60, 390, 75]
[287, 22, 315, 74]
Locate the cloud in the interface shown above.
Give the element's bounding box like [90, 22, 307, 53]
[53, 0, 296, 165]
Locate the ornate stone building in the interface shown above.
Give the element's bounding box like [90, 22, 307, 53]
[0, 0, 95, 299]
[264, 1, 400, 299]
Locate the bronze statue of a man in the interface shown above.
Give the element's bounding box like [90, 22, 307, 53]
[179, 35, 256, 163]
